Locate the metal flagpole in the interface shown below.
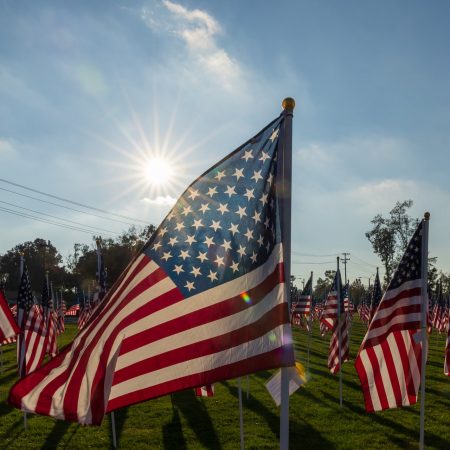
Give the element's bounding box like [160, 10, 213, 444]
[279, 97, 295, 450]
[419, 212, 430, 450]
[337, 257, 343, 408]
[306, 271, 313, 374]
[111, 411, 117, 448]
[238, 377, 245, 450]
[19, 253, 27, 430]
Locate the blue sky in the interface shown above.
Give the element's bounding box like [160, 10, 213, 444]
[1, 0, 449, 286]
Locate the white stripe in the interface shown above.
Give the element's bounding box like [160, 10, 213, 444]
[372, 338, 396, 408]
[0, 307, 16, 338]
[359, 349, 382, 411]
[366, 311, 421, 341]
[110, 323, 291, 400]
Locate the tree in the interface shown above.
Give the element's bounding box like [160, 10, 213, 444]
[313, 270, 335, 300]
[366, 200, 417, 284]
[349, 278, 366, 308]
[0, 238, 64, 295]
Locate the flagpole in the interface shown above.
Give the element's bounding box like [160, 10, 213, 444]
[419, 212, 430, 450]
[111, 410, 117, 448]
[19, 253, 27, 430]
[238, 377, 245, 450]
[337, 257, 343, 408]
[279, 97, 295, 450]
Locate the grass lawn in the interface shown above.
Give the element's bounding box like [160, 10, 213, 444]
[0, 318, 449, 449]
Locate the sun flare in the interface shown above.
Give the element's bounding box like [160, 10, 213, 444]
[144, 157, 174, 186]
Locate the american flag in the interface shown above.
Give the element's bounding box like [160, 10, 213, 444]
[42, 277, 58, 358]
[96, 240, 107, 301]
[0, 290, 19, 342]
[445, 306, 450, 376]
[57, 293, 66, 334]
[77, 295, 91, 330]
[355, 219, 427, 412]
[195, 384, 215, 397]
[293, 274, 312, 315]
[432, 282, 446, 333]
[9, 114, 294, 425]
[368, 269, 382, 325]
[16, 264, 48, 377]
[328, 315, 350, 374]
[65, 304, 80, 316]
[320, 270, 343, 333]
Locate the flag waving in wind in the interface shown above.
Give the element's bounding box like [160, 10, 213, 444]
[355, 217, 428, 412]
[9, 114, 294, 425]
[0, 290, 19, 343]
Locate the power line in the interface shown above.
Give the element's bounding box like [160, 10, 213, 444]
[0, 206, 117, 237]
[0, 200, 121, 236]
[292, 261, 335, 265]
[351, 253, 378, 268]
[292, 251, 339, 257]
[0, 186, 137, 227]
[0, 178, 149, 225]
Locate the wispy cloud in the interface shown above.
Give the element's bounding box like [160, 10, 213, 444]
[0, 138, 17, 157]
[140, 1, 242, 89]
[141, 195, 177, 206]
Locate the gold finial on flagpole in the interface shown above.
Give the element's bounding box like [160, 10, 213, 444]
[282, 97, 295, 111]
[424, 212, 430, 220]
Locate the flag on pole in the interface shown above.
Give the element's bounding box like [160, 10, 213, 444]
[42, 277, 58, 358]
[355, 219, 427, 412]
[0, 290, 19, 342]
[293, 274, 312, 316]
[57, 293, 66, 334]
[65, 304, 80, 316]
[9, 114, 294, 425]
[96, 239, 107, 302]
[16, 265, 48, 377]
[368, 269, 382, 325]
[320, 270, 343, 333]
[445, 309, 450, 376]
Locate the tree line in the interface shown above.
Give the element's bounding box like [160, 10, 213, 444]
[1, 200, 449, 306]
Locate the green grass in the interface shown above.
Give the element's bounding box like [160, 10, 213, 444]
[0, 319, 449, 449]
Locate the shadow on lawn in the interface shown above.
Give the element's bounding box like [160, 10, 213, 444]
[162, 407, 187, 450]
[170, 390, 221, 449]
[221, 380, 334, 448]
[41, 419, 71, 449]
[109, 407, 129, 445]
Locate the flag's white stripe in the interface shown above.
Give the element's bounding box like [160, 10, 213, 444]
[115, 282, 285, 371]
[0, 307, 16, 337]
[359, 348, 382, 411]
[374, 293, 421, 322]
[110, 323, 291, 400]
[372, 337, 396, 409]
[404, 330, 421, 395]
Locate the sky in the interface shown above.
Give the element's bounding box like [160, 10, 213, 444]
[1, 0, 450, 287]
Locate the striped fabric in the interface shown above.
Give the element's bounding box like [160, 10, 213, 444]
[328, 315, 350, 374]
[445, 315, 450, 376]
[293, 274, 312, 315]
[65, 304, 80, 316]
[355, 220, 426, 412]
[320, 270, 343, 333]
[0, 290, 19, 342]
[9, 114, 294, 425]
[195, 384, 215, 397]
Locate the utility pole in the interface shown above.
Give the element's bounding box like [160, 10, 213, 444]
[341, 252, 350, 284]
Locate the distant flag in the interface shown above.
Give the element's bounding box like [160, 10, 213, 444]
[320, 270, 342, 333]
[294, 273, 313, 316]
[355, 217, 428, 412]
[195, 384, 215, 397]
[9, 113, 295, 425]
[445, 304, 450, 376]
[0, 290, 19, 343]
[57, 291, 66, 334]
[16, 264, 47, 377]
[42, 276, 58, 358]
[368, 268, 382, 325]
[432, 281, 446, 333]
[77, 292, 91, 330]
[65, 304, 80, 316]
[96, 239, 107, 301]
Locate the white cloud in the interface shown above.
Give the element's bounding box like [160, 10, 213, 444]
[141, 195, 177, 206]
[0, 138, 17, 157]
[141, 1, 242, 90]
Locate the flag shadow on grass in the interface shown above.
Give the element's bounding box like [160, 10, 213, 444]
[170, 390, 221, 449]
[162, 407, 187, 450]
[109, 407, 129, 445]
[325, 391, 450, 449]
[41, 419, 72, 450]
[220, 379, 333, 448]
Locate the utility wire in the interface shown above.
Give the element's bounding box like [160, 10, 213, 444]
[0, 178, 149, 225]
[0, 200, 120, 235]
[0, 206, 117, 237]
[292, 251, 339, 257]
[292, 261, 335, 265]
[0, 186, 137, 227]
[351, 253, 378, 268]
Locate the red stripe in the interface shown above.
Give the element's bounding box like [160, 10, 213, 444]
[393, 330, 417, 406]
[107, 346, 293, 416]
[354, 353, 375, 412]
[366, 345, 389, 410]
[364, 319, 421, 348]
[380, 338, 402, 407]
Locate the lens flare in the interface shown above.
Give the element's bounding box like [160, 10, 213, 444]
[240, 292, 251, 304]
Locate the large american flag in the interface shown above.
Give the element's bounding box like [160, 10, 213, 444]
[0, 290, 19, 342]
[9, 114, 294, 425]
[16, 264, 48, 377]
[355, 219, 427, 412]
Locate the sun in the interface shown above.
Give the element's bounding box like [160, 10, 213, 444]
[144, 157, 174, 186]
